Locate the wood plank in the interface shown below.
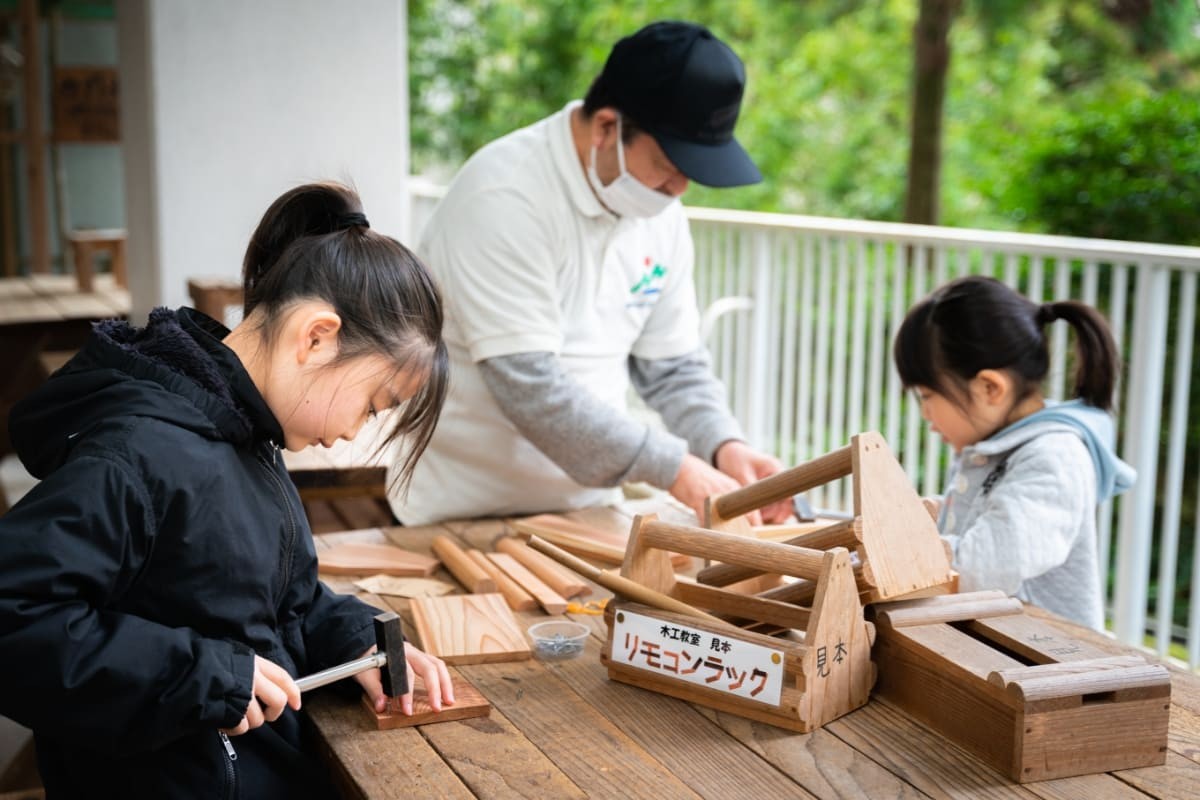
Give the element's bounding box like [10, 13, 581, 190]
[411, 593, 531, 664]
[1112, 751, 1200, 800]
[1166, 703, 1200, 764]
[329, 497, 393, 531]
[317, 542, 438, 577]
[418, 704, 589, 799]
[487, 551, 568, 614]
[362, 673, 490, 729]
[304, 690, 474, 800]
[0, 296, 59, 324]
[460, 658, 704, 800]
[494, 536, 592, 598]
[690, 705, 931, 800]
[466, 548, 537, 611]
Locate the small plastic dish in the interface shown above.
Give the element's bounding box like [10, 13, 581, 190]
[527, 620, 589, 661]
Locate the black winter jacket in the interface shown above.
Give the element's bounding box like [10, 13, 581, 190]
[0, 307, 378, 798]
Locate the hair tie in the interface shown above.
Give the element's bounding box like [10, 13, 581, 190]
[1036, 303, 1057, 325]
[336, 211, 369, 230]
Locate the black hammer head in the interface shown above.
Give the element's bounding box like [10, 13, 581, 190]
[374, 612, 408, 697]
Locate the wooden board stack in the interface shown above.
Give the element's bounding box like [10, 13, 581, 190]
[870, 590, 1171, 782]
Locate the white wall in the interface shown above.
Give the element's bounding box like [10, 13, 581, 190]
[117, 0, 409, 318]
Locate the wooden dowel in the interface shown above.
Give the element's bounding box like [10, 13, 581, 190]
[494, 536, 590, 598]
[527, 536, 725, 624]
[465, 549, 536, 611]
[697, 518, 860, 586]
[639, 520, 827, 582]
[431, 534, 496, 593]
[713, 445, 853, 521]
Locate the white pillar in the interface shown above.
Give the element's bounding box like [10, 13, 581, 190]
[116, 0, 409, 318]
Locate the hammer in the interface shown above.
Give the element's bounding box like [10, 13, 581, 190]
[294, 611, 408, 697]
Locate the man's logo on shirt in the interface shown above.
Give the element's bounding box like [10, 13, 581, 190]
[627, 257, 667, 308]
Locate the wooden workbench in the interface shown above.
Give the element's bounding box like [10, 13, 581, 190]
[306, 506, 1200, 800]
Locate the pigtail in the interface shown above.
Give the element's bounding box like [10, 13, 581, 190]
[1039, 301, 1119, 411]
[241, 183, 363, 316]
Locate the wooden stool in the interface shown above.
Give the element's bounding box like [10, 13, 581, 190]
[186, 277, 243, 326]
[68, 228, 127, 292]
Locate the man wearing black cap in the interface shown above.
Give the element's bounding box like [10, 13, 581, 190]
[391, 21, 790, 526]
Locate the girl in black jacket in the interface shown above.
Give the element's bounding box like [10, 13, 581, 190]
[0, 182, 453, 798]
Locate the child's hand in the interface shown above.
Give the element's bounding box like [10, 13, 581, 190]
[355, 643, 455, 716]
[222, 655, 301, 736]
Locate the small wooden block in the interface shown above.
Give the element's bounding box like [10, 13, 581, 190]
[411, 593, 532, 664]
[318, 542, 439, 576]
[360, 675, 490, 729]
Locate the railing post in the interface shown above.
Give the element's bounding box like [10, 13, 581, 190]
[747, 229, 772, 451]
[1114, 263, 1170, 645]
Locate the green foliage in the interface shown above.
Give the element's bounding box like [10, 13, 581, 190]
[1010, 92, 1200, 245]
[409, 1, 1200, 231]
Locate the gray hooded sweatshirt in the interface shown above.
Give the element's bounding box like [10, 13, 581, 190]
[939, 399, 1136, 630]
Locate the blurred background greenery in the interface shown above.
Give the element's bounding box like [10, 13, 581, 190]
[409, 0, 1200, 243]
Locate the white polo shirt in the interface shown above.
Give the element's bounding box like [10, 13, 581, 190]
[394, 102, 700, 524]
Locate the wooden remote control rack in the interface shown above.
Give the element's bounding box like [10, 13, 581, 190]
[600, 515, 875, 732]
[700, 431, 956, 604]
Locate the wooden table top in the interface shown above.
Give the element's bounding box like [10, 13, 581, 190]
[306, 505, 1200, 800]
[0, 273, 128, 326]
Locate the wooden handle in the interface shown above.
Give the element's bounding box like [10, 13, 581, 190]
[712, 445, 853, 521]
[527, 536, 725, 624]
[465, 549, 536, 611]
[431, 535, 496, 593]
[697, 518, 860, 586]
[638, 520, 828, 582]
[495, 537, 590, 598]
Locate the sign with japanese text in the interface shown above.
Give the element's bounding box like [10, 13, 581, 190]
[610, 608, 785, 707]
[52, 67, 119, 142]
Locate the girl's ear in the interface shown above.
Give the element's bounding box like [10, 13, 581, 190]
[972, 368, 1013, 407]
[295, 307, 343, 366]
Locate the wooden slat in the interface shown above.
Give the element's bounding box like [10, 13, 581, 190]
[411, 593, 531, 664]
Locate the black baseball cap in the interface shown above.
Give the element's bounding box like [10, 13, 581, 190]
[594, 21, 761, 188]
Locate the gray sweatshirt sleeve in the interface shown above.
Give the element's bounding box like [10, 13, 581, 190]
[478, 352, 686, 490]
[629, 346, 744, 464]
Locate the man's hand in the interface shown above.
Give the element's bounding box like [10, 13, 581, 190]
[221, 655, 301, 736]
[670, 453, 762, 525]
[714, 440, 792, 524]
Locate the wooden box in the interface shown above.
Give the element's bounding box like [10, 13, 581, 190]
[599, 516, 875, 732]
[871, 591, 1171, 782]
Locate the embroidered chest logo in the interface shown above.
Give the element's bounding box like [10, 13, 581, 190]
[627, 257, 668, 309]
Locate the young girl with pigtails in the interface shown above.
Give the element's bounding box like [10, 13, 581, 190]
[894, 276, 1135, 630]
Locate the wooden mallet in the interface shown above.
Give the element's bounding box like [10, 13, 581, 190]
[295, 611, 408, 697]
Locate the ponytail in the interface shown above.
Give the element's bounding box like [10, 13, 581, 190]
[239, 182, 448, 494]
[895, 276, 1120, 411]
[1037, 301, 1119, 411]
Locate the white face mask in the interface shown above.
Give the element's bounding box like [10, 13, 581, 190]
[586, 117, 676, 218]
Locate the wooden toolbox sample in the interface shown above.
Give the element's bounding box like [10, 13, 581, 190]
[871, 590, 1171, 782]
[599, 515, 875, 732]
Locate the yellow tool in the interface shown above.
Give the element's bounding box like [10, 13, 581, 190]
[566, 597, 609, 615]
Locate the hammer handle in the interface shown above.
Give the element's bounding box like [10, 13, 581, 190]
[296, 651, 387, 693]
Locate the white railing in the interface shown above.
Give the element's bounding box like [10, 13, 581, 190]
[408, 177, 1200, 668]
